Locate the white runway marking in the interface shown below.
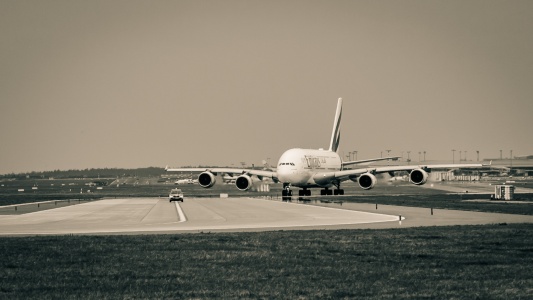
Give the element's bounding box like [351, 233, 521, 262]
[174, 201, 187, 223]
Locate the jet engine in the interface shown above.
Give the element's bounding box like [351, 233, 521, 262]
[235, 174, 253, 191]
[198, 171, 216, 188]
[358, 173, 377, 190]
[409, 168, 428, 185]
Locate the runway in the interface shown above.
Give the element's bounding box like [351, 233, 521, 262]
[0, 197, 399, 235]
[1, 197, 533, 235]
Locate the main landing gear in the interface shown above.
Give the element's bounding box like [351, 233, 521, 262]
[298, 189, 311, 197]
[320, 181, 345, 195]
[282, 184, 345, 201]
[320, 187, 344, 195]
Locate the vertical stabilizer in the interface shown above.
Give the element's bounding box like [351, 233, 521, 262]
[328, 98, 342, 152]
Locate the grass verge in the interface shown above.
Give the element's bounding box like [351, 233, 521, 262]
[1, 224, 532, 299]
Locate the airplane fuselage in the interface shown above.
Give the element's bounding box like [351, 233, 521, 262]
[276, 148, 342, 188]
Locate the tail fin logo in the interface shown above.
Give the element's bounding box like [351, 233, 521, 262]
[329, 98, 342, 152]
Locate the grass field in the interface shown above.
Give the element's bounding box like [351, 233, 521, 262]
[1, 224, 532, 299]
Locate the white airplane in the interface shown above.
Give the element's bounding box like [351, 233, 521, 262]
[388, 175, 408, 182]
[174, 179, 196, 185]
[166, 98, 484, 199]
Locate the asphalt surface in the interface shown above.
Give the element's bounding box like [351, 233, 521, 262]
[1, 196, 533, 235]
[0, 197, 398, 235]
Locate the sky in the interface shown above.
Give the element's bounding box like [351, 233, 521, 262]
[1, 0, 532, 174]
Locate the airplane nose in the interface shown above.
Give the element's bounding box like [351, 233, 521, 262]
[277, 166, 293, 182]
[277, 165, 307, 185]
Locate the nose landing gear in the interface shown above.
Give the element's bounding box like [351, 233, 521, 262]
[282, 184, 292, 201]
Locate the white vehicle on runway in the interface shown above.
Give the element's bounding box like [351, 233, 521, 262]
[169, 188, 184, 202]
[167, 98, 487, 200]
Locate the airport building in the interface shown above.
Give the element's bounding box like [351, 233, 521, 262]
[482, 156, 533, 177]
[430, 172, 480, 182]
[494, 185, 515, 200]
[371, 154, 533, 181]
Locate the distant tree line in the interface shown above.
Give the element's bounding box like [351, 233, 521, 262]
[0, 165, 238, 180]
[1, 167, 166, 179]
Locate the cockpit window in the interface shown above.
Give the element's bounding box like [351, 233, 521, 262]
[278, 163, 295, 166]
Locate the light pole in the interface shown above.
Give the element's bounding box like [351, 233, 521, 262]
[423, 151, 426, 161]
[418, 151, 421, 162]
[354, 151, 357, 160]
[452, 149, 456, 164]
[465, 150, 468, 162]
[476, 151, 479, 162]
[407, 151, 411, 165]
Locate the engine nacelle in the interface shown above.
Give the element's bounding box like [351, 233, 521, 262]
[409, 168, 428, 185]
[198, 171, 216, 188]
[235, 174, 253, 191]
[358, 173, 377, 190]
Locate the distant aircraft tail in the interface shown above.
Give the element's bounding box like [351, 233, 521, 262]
[328, 98, 342, 152]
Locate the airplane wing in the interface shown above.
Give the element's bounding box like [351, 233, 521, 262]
[313, 163, 487, 186]
[342, 156, 400, 167]
[166, 167, 278, 181]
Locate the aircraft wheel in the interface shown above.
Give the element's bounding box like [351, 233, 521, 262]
[282, 189, 292, 201]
